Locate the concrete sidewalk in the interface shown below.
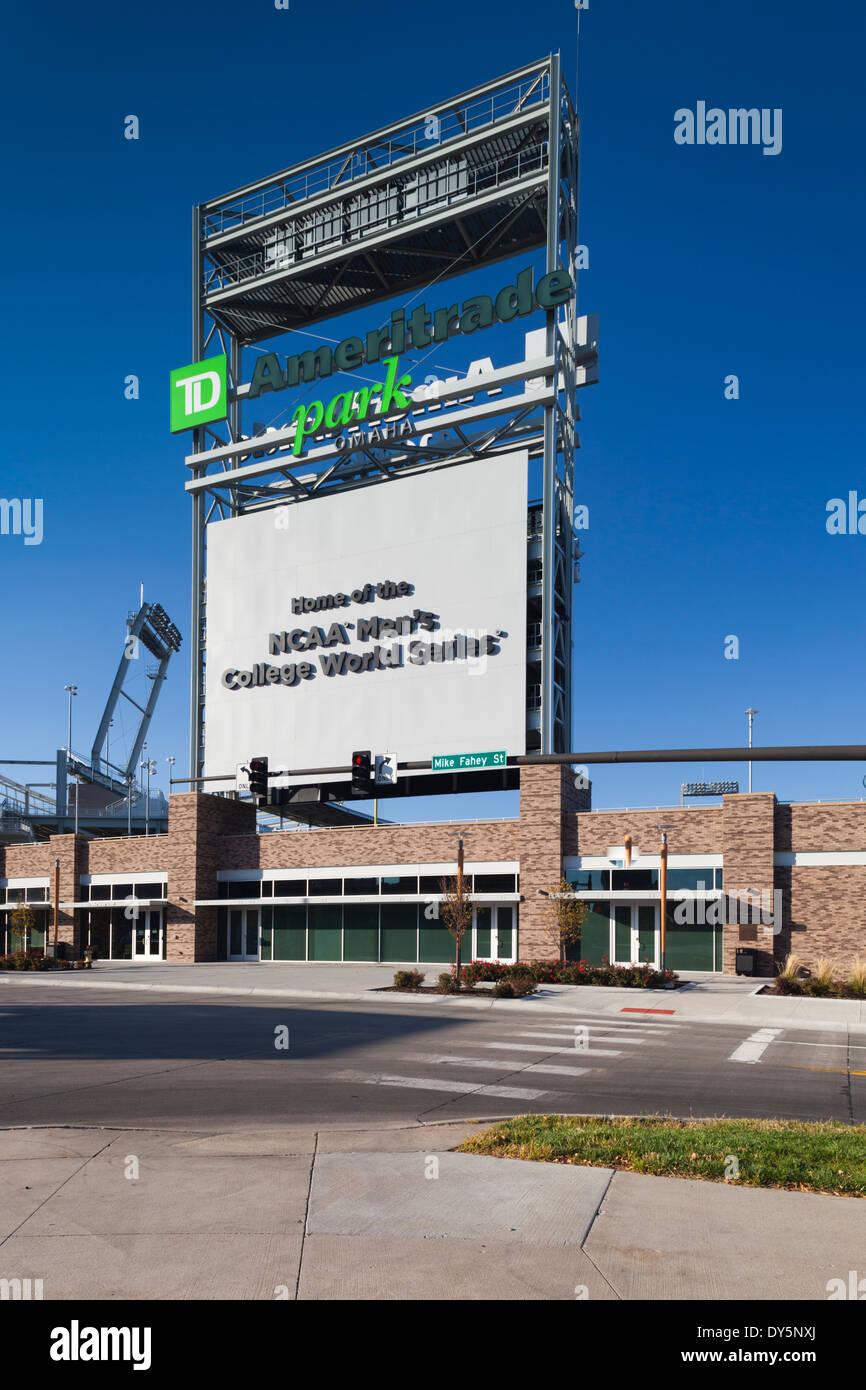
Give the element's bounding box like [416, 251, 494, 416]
[3, 959, 866, 1033]
[0, 1120, 862, 1300]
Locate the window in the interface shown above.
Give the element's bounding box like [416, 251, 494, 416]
[344, 876, 379, 896]
[25, 886, 48, 903]
[221, 880, 261, 899]
[308, 878, 341, 897]
[419, 875, 445, 894]
[567, 869, 610, 892]
[667, 868, 717, 892]
[472, 873, 516, 894]
[611, 868, 659, 891]
[274, 879, 306, 897]
[380, 876, 418, 895]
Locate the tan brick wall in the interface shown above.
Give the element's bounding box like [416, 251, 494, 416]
[572, 807, 723, 856]
[772, 802, 866, 974]
[775, 801, 866, 854]
[721, 794, 777, 975]
[163, 794, 257, 962]
[518, 765, 577, 960]
[774, 865, 866, 973]
[246, 819, 520, 871]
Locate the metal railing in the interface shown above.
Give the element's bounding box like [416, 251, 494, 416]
[201, 73, 550, 237]
[203, 144, 548, 296]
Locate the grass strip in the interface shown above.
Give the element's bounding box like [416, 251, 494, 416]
[456, 1114, 866, 1197]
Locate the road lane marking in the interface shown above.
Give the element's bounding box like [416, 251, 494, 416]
[416, 1054, 591, 1076]
[790, 1065, 866, 1076]
[515, 1030, 657, 1046]
[466, 1040, 624, 1057]
[728, 1028, 782, 1064]
[347, 1072, 546, 1100]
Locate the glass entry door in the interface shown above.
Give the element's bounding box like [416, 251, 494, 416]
[132, 910, 163, 960]
[613, 905, 657, 967]
[473, 905, 516, 963]
[228, 908, 260, 961]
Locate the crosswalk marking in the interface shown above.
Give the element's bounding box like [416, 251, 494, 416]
[728, 1028, 782, 1064]
[515, 1030, 658, 1046]
[326, 1015, 704, 1102]
[414, 1054, 591, 1077]
[345, 1072, 547, 1100]
[467, 1040, 624, 1057]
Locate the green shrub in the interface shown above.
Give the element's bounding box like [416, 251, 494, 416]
[436, 972, 461, 994]
[492, 980, 514, 998]
[393, 969, 425, 991]
[458, 958, 677, 990]
[510, 973, 537, 997]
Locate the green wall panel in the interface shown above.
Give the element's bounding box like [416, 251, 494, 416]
[343, 904, 379, 961]
[308, 905, 342, 961]
[381, 904, 418, 962]
[273, 905, 306, 961]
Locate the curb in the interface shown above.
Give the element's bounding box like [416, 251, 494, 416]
[3, 970, 866, 1033]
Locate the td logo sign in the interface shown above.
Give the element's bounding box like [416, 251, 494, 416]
[170, 355, 228, 433]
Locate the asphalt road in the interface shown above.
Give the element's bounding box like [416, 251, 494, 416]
[0, 984, 863, 1129]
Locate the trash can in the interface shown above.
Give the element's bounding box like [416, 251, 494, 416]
[736, 947, 756, 976]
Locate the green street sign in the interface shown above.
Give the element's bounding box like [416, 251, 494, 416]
[170, 355, 228, 433]
[432, 750, 507, 772]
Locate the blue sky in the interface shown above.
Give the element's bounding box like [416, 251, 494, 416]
[1, 0, 864, 820]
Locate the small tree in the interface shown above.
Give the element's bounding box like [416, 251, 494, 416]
[9, 895, 36, 954]
[543, 878, 588, 963]
[439, 875, 473, 987]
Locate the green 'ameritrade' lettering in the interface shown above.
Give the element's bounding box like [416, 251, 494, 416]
[291, 356, 413, 456]
[246, 263, 574, 399]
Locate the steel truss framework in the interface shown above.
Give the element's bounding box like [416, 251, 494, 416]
[187, 54, 591, 781]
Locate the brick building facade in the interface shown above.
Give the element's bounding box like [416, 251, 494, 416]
[2, 767, 864, 976]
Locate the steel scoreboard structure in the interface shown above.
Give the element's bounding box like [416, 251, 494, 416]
[179, 53, 598, 802]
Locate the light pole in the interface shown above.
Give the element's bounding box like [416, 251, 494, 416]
[127, 774, 135, 837]
[64, 684, 77, 753]
[651, 823, 677, 974]
[105, 717, 114, 775]
[446, 831, 467, 982]
[166, 756, 175, 794]
[141, 759, 157, 836]
[74, 777, 80, 835]
[745, 709, 758, 793]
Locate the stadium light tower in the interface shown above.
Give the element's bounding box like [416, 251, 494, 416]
[745, 709, 758, 793]
[141, 758, 157, 836]
[64, 684, 78, 753]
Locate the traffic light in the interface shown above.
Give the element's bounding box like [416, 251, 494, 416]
[351, 750, 371, 795]
[248, 756, 269, 803]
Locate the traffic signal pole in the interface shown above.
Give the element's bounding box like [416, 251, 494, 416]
[173, 744, 866, 788]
